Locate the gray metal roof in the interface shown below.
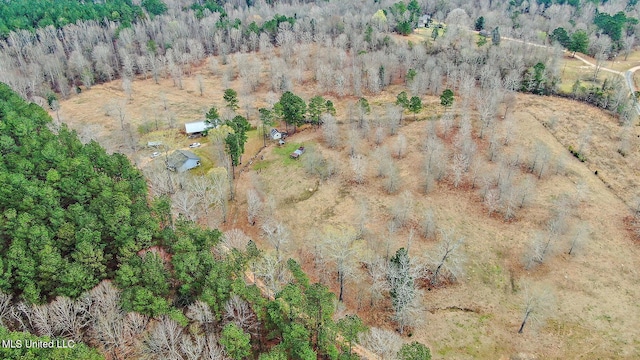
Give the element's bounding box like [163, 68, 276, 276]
[167, 150, 201, 170]
[179, 150, 199, 159]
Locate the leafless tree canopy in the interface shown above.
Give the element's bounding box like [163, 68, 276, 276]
[360, 327, 402, 360]
[517, 281, 555, 334]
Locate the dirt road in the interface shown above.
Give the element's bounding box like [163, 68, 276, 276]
[497, 34, 639, 114]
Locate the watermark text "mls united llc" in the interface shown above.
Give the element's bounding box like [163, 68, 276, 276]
[1, 339, 75, 349]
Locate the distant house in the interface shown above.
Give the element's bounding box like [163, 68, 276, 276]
[184, 120, 216, 135]
[417, 14, 431, 28]
[167, 150, 201, 172]
[270, 128, 282, 140]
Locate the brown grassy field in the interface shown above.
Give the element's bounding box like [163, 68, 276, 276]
[556, 53, 616, 93]
[604, 51, 640, 72]
[55, 52, 640, 359]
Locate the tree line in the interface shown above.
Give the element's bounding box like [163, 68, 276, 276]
[0, 0, 155, 39]
[0, 0, 637, 110]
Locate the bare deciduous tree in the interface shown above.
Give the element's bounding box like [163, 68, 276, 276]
[524, 214, 565, 270]
[477, 92, 498, 139]
[387, 247, 424, 334]
[568, 222, 589, 256]
[322, 113, 340, 148]
[428, 229, 465, 285]
[122, 77, 133, 101]
[0, 292, 11, 328]
[222, 229, 251, 252]
[320, 226, 361, 302]
[529, 141, 551, 179]
[439, 111, 455, 138]
[423, 135, 447, 183]
[223, 295, 259, 336]
[180, 334, 206, 360]
[261, 218, 290, 262]
[451, 152, 469, 188]
[421, 207, 437, 239]
[254, 253, 288, 298]
[386, 105, 402, 136]
[393, 134, 408, 159]
[246, 188, 262, 226]
[363, 255, 388, 307]
[172, 189, 198, 221]
[374, 126, 386, 146]
[359, 327, 402, 360]
[383, 163, 402, 194]
[390, 191, 413, 229]
[374, 147, 392, 178]
[203, 333, 226, 360]
[196, 74, 205, 96]
[106, 99, 127, 130]
[350, 155, 368, 184]
[186, 301, 215, 333]
[49, 296, 91, 341]
[29, 303, 54, 337]
[143, 316, 183, 359]
[209, 168, 230, 223]
[518, 282, 554, 333]
[484, 188, 500, 216]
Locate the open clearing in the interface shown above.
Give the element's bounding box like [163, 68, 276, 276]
[55, 53, 640, 359]
[556, 54, 617, 93]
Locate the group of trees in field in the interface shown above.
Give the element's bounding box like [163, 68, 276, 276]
[386, 0, 423, 35]
[255, 91, 336, 134]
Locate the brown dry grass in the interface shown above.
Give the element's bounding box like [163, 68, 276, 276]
[517, 94, 640, 210]
[56, 53, 640, 359]
[605, 50, 640, 72]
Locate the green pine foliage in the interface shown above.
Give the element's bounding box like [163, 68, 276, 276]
[225, 115, 251, 167]
[593, 11, 638, 49]
[141, 0, 168, 17]
[276, 91, 307, 132]
[221, 323, 252, 360]
[224, 88, 240, 112]
[521, 62, 557, 95]
[396, 91, 409, 109]
[440, 89, 455, 108]
[550, 27, 571, 48]
[0, 83, 159, 304]
[387, 0, 421, 36]
[0, 0, 145, 39]
[264, 260, 354, 359]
